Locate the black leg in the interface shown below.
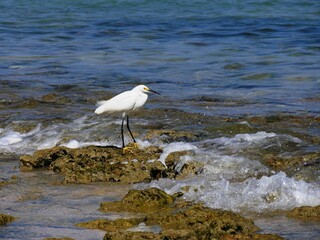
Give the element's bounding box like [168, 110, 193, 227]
[126, 115, 136, 143]
[121, 115, 125, 148]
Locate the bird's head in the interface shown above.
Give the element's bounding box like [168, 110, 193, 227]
[135, 85, 160, 95]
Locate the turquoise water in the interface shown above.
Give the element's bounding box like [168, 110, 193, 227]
[1, 0, 320, 120]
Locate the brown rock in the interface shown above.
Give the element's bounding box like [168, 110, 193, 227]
[0, 213, 15, 226]
[156, 204, 259, 238]
[43, 238, 75, 240]
[262, 152, 320, 182]
[165, 150, 203, 179]
[41, 93, 71, 104]
[76, 218, 143, 232]
[20, 145, 165, 184]
[100, 188, 175, 213]
[77, 187, 283, 240]
[20, 143, 203, 184]
[144, 129, 199, 142]
[287, 205, 320, 219]
[222, 233, 284, 240]
[104, 231, 160, 240]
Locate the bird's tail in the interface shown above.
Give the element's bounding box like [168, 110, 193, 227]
[96, 100, 107, 107]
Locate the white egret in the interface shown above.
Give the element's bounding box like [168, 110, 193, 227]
[94, 85, 160, 153]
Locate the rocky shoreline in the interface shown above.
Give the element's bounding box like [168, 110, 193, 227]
[0, 213, 15, 226]
[13, 137, 319, 239]
[19, 142, 202, 184]
[77, 188, 283, 240]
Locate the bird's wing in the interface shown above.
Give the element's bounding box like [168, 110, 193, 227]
[94, 91, 137, 114]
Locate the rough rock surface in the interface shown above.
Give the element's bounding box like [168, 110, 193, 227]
[43, 238, 75, 240]
[100, 187, 175, 212]
[0, 214, 15, 226]
[287, 205, 320, 219]
[78, 188, 283, 240]
[20, 144, 201, 184]
[262, 152, 320, 182]
[144, 129, 201, 142]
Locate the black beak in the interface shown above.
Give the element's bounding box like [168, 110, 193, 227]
[149, 89, 160, 95]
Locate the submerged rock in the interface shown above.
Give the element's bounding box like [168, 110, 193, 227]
[76, 218, 143, 232]
[262, 152, 320, 182]
[0, 213, 15, 226]
[77, 188, 283, 240]
[20, 144, 201, 184]
[165, 150, 203, 179]
[41, 93, 71, 104]
[287, 205, 320, 219]
[144, 129, 200, 142]
[43, 238, 75, 240]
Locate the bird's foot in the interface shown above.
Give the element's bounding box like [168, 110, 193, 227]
[131, 142, 139, 149]
[122, 142, 140, 154]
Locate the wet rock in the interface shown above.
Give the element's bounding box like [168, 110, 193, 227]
[221, 233, 284, 240]
[76, 218, 144, 232]
[103, 231, 284, 240]
[165, 150, 203, 179]
[20, 146, 70, 171]
[241, 73, 273, 80]
[78, 188, 282, 240]
[20, 144, 164, 184]
[156, 204, 259, 238]
[8, 121, 39, 134]
[100, 188, 175, 212]
[103, 231, 160, 240]
[262, 152, 320, 182]
[303, 97, 320, 102]
[20, 143, 203, 184]
[205, 122, 257, 137]
[0, 179, 15, 188]
[41, 93, 71, 104]
[43, 238, 75, 240]
[292, 165, 320, 182]
[287, 205, 320, 219]
[223, 63, 246, 70]
[144, 129, 200, 142]
[15, 98, 39, 108]
[245, 115, 320, 144]
[0, 214, 15, 225]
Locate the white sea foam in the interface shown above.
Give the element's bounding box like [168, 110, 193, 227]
[202, 131, 301, 149]
[0, 117, 112, 154]
[143, 172, 320, 213]
[158, 142, 197, 166]
[0, 124, 42, 148]
[136, 132, 320, 213]
[61, 139, 111, 149]
[1, 121, 319, 214]
[202, 153, 270, 180]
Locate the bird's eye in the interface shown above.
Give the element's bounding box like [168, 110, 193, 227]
[144, 87, 149, 91]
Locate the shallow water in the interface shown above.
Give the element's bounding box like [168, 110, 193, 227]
[1, 0, 320, 239]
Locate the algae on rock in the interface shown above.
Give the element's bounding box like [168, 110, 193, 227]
[100, 187, 175, 212]
[0, 213, 15, 226]
[77, 188, 284, 240]
[287, 205, 320, 219]
[20, 144, 202, 184]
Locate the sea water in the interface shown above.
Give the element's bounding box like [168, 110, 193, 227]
[1, 0, 320, 239]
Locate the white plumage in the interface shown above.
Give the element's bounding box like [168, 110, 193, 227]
[94, 84, 160, 151]
[95, 85, 149, 115]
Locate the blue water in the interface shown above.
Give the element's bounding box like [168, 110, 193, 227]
[1, 0, 319, 119]
[1, 1, 320, 239]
